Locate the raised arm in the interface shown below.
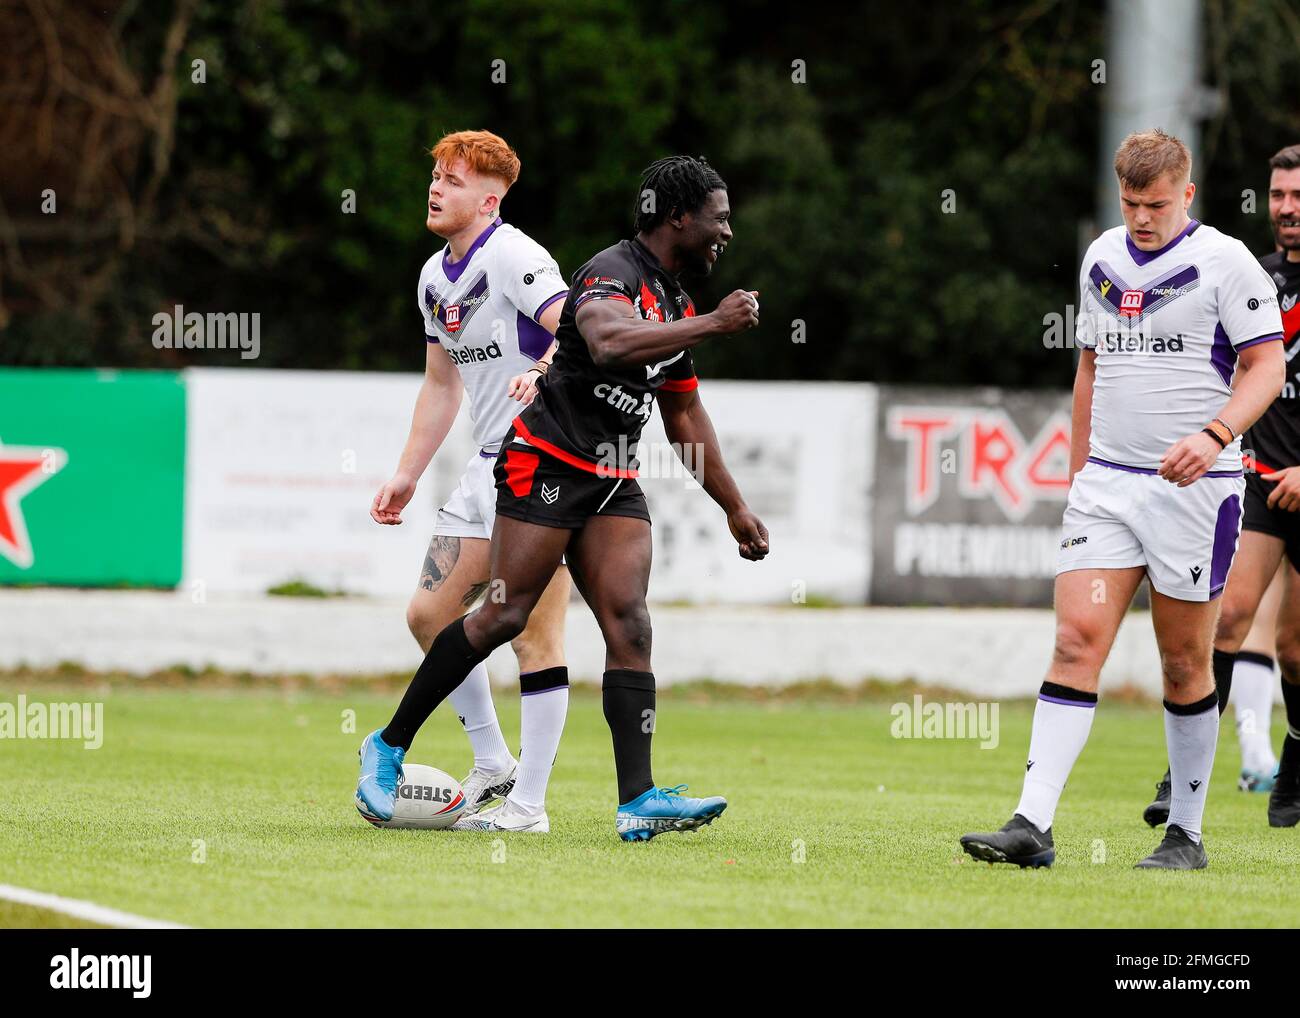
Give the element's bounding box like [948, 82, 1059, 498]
[575, 289, 759, 370]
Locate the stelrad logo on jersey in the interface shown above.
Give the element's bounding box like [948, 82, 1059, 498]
[445, 338, 503, 366]
[1093, 329, 1186, 354]
[1076, 221, 1285, 473]
[1088, 270, 1195, 354]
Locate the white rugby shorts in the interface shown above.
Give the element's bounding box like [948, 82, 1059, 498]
[1056, 457, 1245, 602]
[433, 449, 499, 540]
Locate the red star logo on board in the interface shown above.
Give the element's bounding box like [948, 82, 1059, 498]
[0, 441, 67, 569]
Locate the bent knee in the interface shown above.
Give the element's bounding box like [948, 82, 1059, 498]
[1051, 620, 1108, 672]
[1160, 648, 1211, 695]
[1214, 598, 1255, 648]
[600, 600, 652, 654]
[510, 632, 565, 672]
[1276, 638, 1300, 683]
[475, 602, 531, 646]
[406, 597, 447, 648]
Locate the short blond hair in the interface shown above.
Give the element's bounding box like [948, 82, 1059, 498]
[1114, 129, 1191, 190]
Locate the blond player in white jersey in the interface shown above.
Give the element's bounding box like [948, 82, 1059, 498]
[365, 131, 571, 834]
[961, 129, 1285, 870]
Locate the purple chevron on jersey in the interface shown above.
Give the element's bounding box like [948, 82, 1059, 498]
[424, 271, 490, 339]
[1089, 261, 1200, 322]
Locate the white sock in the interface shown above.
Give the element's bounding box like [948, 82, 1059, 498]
[512, 668, 569, 811]
[1233, 652, 1277, 774]
[448, 661, 513, 772]
[1015, 684, 1097, 832]
[1166, 693, 1220, 843]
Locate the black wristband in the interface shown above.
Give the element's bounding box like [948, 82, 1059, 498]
[1202, 427, 1227, 449]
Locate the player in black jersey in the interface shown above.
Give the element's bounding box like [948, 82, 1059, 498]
[1145, 144, 1300, 829]
[358, 155, 769, 840]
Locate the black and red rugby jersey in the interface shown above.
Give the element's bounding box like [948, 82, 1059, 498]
[1244, 251, 1300, 474]
[511, 238, 700, 478]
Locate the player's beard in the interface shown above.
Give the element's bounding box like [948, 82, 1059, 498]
[1274, 231, 1300, 252]
[1272, 218, 1300, 251]
[427, 204, 475, 241]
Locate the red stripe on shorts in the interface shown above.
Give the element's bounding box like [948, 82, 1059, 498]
[503, 449, 541, 497]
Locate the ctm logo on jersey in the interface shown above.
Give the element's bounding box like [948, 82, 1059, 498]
[887, 407, 1070, 521]
[593, 383, 654, 424]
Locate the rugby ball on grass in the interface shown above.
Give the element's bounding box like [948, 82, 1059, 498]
[362, 763, 467, 830]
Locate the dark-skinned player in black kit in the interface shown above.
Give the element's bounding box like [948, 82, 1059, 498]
[356, 155, 770, 840]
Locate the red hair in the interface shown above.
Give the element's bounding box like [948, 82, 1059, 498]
[430, 130, 521, 189]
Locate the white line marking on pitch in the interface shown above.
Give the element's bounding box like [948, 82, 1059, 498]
[0, 884, 191, 929]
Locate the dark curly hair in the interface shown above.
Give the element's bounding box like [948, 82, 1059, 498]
[635, 155, 727, 233]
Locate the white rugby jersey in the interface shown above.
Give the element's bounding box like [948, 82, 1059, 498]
[1075, 220, 1284, 472]
[418, 218, 568, 451]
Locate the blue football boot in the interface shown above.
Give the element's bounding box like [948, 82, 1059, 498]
[615, 784, 727, 842]
[356, 729, 405, 823]
[1238, 765, 1277, 793]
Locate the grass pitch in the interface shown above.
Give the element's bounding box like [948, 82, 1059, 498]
[0, 676, 1296, 928]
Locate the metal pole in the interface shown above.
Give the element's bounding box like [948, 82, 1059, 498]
[1096, 0, 1207, 230]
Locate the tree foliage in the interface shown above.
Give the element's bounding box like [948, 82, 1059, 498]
[2, 0, 1299, 387]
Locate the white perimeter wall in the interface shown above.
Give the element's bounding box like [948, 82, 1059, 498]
[0, 589, 1260, 702]
[182, 369, 874, 605]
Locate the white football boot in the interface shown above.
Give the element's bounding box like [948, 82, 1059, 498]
[452, 797, 549, 833]
[459, 759, 518, 816]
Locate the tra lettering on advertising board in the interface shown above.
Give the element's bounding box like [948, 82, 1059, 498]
[871, 387, 1071, 607]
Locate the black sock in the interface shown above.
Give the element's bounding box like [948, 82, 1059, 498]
[1237, 650, 1275, 672]
[1279, 680, 1300, 779]
[382, 616, 488, 751]
[603, 669, 656, 805]
[1212, 648, 1237, 716]
[1284, 676, 1300, 731]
